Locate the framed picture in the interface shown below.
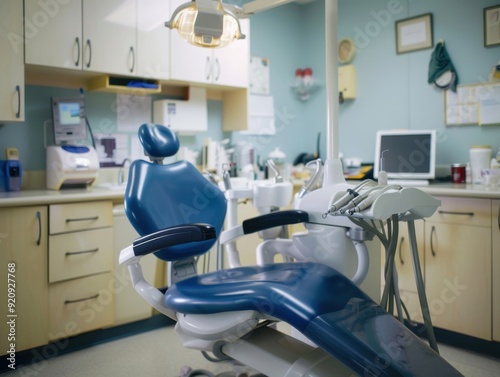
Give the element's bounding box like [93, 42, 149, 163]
[484, 5, 500, 47]
[395, 13, 433, 54]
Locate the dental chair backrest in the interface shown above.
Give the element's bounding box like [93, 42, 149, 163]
[124, 123, 227, 261]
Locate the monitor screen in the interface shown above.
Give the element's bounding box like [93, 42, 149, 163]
[52, 97, 87, 145]
[373, 129, 436, 180]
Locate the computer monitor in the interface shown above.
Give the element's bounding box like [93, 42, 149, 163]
[51, 97, 87, 145]
[373, 129, 436, 182]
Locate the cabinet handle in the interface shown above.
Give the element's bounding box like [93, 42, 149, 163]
[74, 37, 80, 67]
[398, 236, 404, 265]
[214, 58, 220, 81]
[36, 211, 42, 246]
[430, 225, 436, 257]
[65, 216, 99, 223]
[497, 203, 500, 230]
[15, 85, 21, 119]
[64, 294, 99, 305]
[65, 248, 99, 256]
[85, 39, 92, 68]
[129, 46, 135, 73]
[205, 56, 211, 80]
[438, 210, 474, 217]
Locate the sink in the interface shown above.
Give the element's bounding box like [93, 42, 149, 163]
[252, 180, 293, 211]
[94, 183, 127, 191]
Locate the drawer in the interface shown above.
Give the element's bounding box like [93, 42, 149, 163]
[49, 228, 113, 283]
[428, 196, 491, 227]
[50, 201, 112, 234]
[48, 273, 114, 340]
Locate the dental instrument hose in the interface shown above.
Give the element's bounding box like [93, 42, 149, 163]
[407, 220, 439, 353]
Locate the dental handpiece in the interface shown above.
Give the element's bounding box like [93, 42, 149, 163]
[348, 185, 402, 214]
[338, 186, 385, 214]
[323, 180, 378, 217]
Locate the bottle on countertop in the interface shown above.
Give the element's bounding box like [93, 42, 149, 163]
[465, 162, 472, 184]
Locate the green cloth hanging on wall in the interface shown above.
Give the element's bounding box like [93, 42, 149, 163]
[428, 41, 459, 91]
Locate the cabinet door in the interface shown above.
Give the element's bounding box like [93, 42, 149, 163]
[493, 199, 500, 342]
[0, 206, 49, 352]
[24, 0, 83, 70]
[424, 221, 491, 340]
[213, 19, 250, 88]
[83, 0, 137, 75]
[137, 0, 170, 80]
[0, 0, 24, 122]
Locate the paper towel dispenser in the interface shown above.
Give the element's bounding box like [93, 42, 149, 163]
[153, 87, 207, 135]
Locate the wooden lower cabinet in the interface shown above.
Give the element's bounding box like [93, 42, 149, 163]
[492, 199, 500, 342]
[48, 273, 114, 340]
[0, 206, 49, 352]
[381, 196, 495, 341]
[424, 221, 491, 340]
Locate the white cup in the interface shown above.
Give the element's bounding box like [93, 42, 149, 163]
[469, 145, 492, 184]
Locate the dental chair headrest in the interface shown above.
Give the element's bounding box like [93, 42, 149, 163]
[138, 123, 179, 162]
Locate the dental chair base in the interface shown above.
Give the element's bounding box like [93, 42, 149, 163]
[122, 229, 461, 377]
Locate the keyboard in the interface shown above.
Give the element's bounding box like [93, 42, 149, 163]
[387, 179, 430, 187]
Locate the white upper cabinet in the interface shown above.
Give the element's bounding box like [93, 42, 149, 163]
[169, 0, 249, 88]
[83, 0, 137, 75]
[24, 0, 83, 70]
[0, 0, 24, 122]
[213, 19, 249, 88]
[137, 0, 170, 80]
[25, 0, 137, 76]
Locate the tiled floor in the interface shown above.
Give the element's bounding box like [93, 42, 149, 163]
[4, 325, 500, 377]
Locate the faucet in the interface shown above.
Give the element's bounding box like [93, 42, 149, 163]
[266, 159, 283, 183]
[297, 159, 323, 198]
[118, 158, 132, 185]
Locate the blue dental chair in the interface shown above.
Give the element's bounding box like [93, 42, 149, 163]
[119, 124, 462, 377]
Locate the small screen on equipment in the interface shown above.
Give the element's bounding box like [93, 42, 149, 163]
[52, 97, 87, 145]
[374, 129, 436, 181]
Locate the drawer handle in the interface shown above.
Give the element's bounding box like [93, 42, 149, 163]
[65, 216, 99, 223]
[65, 294, 99, 305]
[65, 248, 99, 256]
[438, 210, 474, 217]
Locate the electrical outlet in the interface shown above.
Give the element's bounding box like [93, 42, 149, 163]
[5, 147, 19, 160]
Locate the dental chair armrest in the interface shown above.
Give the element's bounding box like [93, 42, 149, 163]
[133, 223, 216, 257]
[120, 223, 216, 266]
[242, 210, 309, 234]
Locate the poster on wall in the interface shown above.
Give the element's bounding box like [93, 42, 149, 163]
[250, 56, 271, 95]
[484, 5, 500, 47]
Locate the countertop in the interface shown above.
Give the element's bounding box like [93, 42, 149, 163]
[1, 182, 500, 208]
[0, 187, 126, 207]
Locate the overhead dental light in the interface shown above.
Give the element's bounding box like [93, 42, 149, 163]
[166, 0, 245, 48]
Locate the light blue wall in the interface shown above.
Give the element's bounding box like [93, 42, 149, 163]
[1, 0, 499, 172]
[0, 87, 224, 170]
[337, 0, 500, 165]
